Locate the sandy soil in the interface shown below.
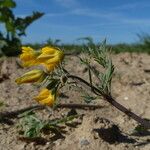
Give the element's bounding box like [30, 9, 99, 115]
[0, 53, 150, 150]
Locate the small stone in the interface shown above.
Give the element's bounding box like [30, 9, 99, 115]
[124, 96, 129, 100]
[93, 131, 99, 139]
[80, 138, 90, 146]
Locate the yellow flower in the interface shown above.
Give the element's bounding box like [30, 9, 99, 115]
[20, 46, 41, 67]
[15, 69, 47, 84]
[37, 47, 64, 71]
[34, 88, 55, 106]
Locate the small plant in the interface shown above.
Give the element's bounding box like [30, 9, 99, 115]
[15, 41, 150, 139]
[18, 110, 77, 138]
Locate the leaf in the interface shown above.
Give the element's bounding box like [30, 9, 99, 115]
[18, 111, 78, 139]
[0, 7, 14, 22]
[82, 94, 96, 104]
[15, 11, 44, 36]
[5, 20, 15, 33]
[0, 0, 16, 8]
[132, 119, 150, 136]
[46, 115, 78, 127]
[77, 36, 94, 45]
[19, 112, 44, 138]
[47, 79, 59, 90]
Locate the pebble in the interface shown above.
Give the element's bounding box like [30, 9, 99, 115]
[80, 138, 90, 146]
[124, 96, 129, 100]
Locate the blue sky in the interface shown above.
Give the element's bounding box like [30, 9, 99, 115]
[12, 0, 150, 44]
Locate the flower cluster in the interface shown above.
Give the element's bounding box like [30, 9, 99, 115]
[20, 46, 64, 71]
[15, 46, 64, 107]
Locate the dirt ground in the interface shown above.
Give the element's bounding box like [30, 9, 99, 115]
[0, 53, 150, 150]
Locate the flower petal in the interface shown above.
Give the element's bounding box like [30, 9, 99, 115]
[15, 69, 46, 84]
[34, 88, 55, 107]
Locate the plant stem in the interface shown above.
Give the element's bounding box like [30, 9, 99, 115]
[67, 74, 150, 129]
[0, 104, 103, 119]
[58, 103, 103, 109]
[0, 105, 45, 119]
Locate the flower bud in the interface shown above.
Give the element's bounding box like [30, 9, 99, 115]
[15, 69, 46, 84]
[34, 88, 55, 106]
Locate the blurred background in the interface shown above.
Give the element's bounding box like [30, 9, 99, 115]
[0, 0, 150, 55]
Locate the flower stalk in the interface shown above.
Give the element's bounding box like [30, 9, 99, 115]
[67, 74, 150, 129]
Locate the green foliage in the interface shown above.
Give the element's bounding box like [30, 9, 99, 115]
[45, 38, 61, 46]
[46, 79, 60, 90]
[18, 110, 77, 138]
[134, 125, 147, 133]
[0, 0, 16, 8]
[111, 43, 149, 53]
[0, 0, 44, 56]
[82, 94, 96, 104]
[132, 118, 150, 135]
[18, 111, 44, 138]
[137, 33, 150, 46]
[15, 12, 44, 36]
[27, 34, 150, 55]
[80, 40, 114, 95]
[0, 39, 7, 55]
[77, 36, 94, 47]
[111, 33, 150, 54]
[25, 42, 43, 50]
